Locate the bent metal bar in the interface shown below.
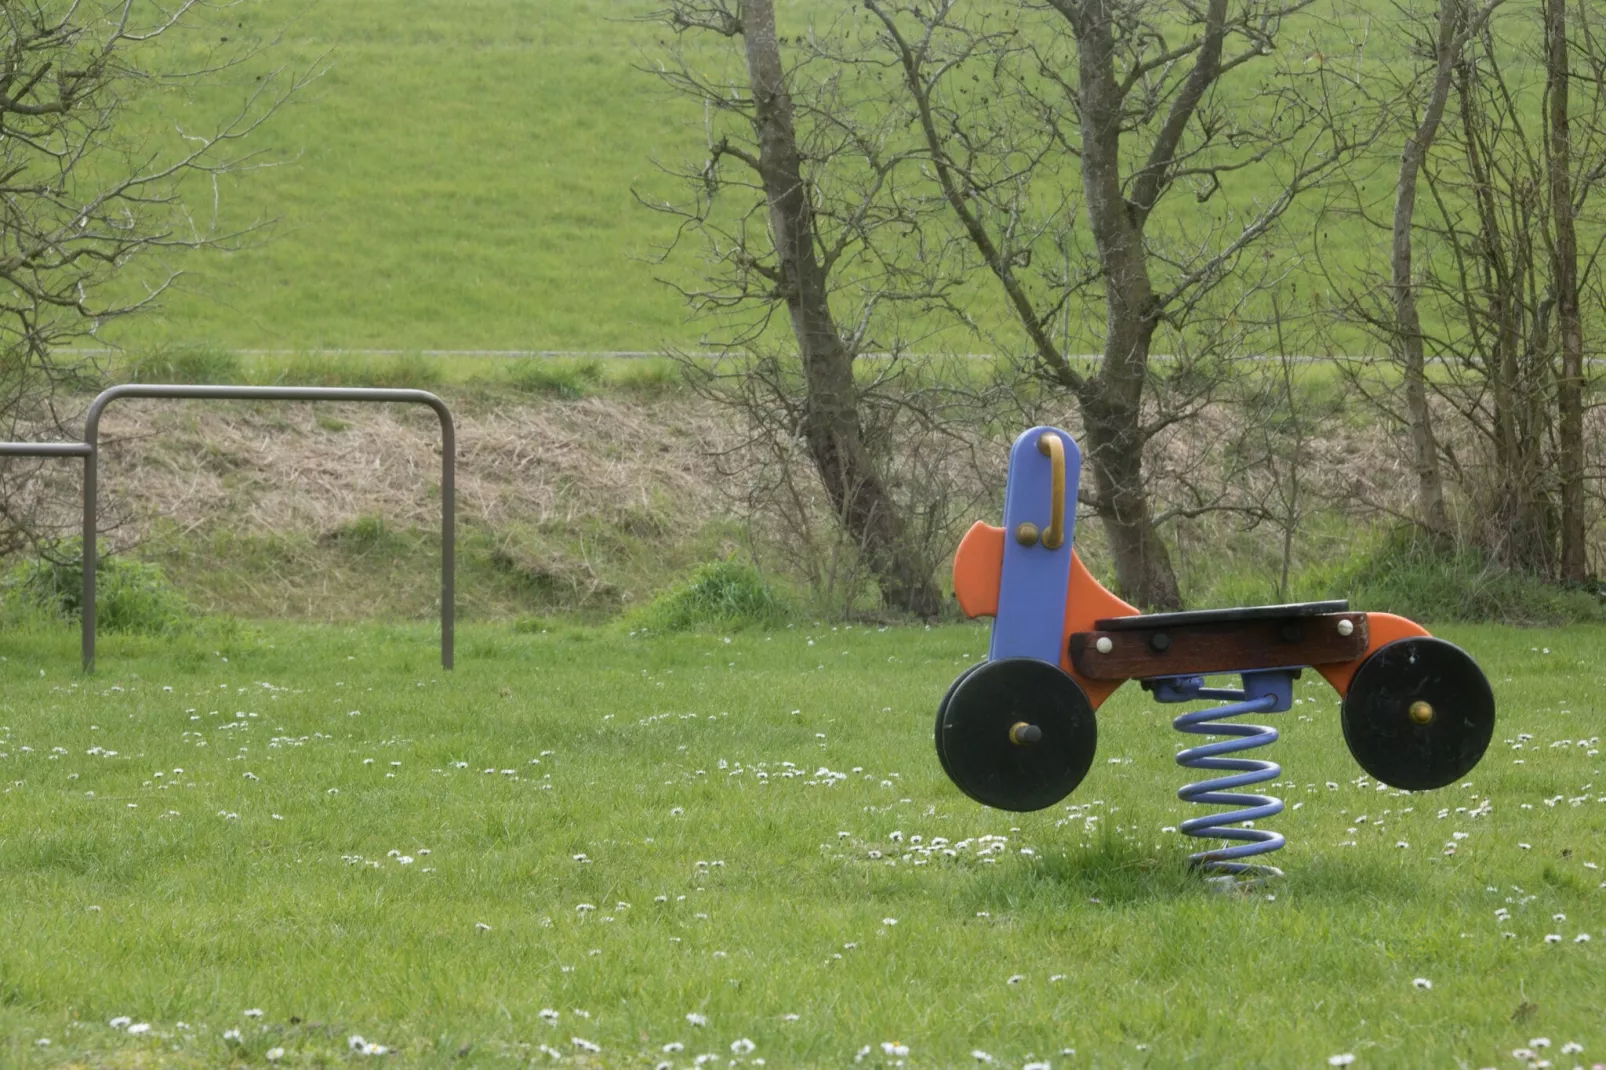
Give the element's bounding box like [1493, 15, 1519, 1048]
[0, 384, 456, 672]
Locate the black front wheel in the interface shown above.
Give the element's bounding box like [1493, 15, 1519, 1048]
[936, 657, 1097, 812]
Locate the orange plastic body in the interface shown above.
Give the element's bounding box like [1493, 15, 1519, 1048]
[952, 521, 1432, 705]
[1314, 612, 1431, 695]
[953, 522, 1137, 707]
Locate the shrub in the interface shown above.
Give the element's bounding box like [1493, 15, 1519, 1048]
[1329, 529, 1603, 625]
[4, 541, 192, 634]
[637, 559, 791, 632]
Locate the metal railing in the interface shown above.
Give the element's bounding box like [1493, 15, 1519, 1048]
[1, 384, 456, 671]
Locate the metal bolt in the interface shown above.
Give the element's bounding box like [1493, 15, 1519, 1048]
[1009, 722, 1043, 746]
[1337, 618, 1355, 637]
[1095, 636, 1114, 654]
[1015, 522, 1040, 547]
[1409, 700, 1435, 725]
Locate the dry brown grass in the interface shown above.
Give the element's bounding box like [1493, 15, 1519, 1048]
[5, 378, 1602, 621]
[83, 395, 739, 548]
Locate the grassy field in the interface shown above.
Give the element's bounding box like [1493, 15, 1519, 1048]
[2, 618, 1603, 1068]
[90, 0, 1489, 357]
[108, 0, 698, 353]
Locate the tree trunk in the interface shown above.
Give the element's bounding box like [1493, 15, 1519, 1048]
[1547, 0, 1588, 583]
[740, 0, 942, 617]
[1068, 0, 1187, 610]
[1393, 0, 1466, 547]
[1454, 58, 1558, 575]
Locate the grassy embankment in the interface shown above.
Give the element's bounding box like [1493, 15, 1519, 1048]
[91, 0, 1512, 359]
[5, 0, 1573, 628]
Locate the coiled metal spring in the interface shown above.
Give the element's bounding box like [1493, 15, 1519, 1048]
[1152, 671, 1295, 883]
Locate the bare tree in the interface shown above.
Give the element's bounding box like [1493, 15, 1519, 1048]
[1390, 0, 1503, 546]
[1546, 0, 1588, 581]
[863, 0, 1370, 609]
[1325, 0, 1606, 578]
[0, 0, 307, 554]
[642, 0, 995, 618]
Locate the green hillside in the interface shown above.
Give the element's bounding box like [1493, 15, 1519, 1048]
[116, 0, 700, 352]
[96, 1, 1541, 354]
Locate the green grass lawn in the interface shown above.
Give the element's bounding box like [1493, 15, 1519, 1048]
[92, 0, 1525, 358]
[1, 618, 1603, 1068]
[110, 0, 700, 353]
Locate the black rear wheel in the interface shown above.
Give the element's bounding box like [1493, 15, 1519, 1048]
[1341, 636, 1495, 790]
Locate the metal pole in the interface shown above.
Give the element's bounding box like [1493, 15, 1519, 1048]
[78, 384, 456, 672]
[83, 440, 96, 672]
[0, 442, 92, 457]
[0, 440, 96, 669]
[437, 405, 455, 670]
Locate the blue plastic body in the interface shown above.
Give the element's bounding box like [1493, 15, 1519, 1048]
[989, 426, 1081, 666]
[1152, 669, 1297, 880]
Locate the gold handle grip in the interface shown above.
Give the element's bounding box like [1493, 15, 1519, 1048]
[1037, 432, 1065, 550]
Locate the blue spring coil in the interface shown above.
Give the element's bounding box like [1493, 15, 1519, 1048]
[1152, 670, 1296, 882]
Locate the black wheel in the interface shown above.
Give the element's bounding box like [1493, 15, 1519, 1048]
[937, 657, 1097, 812]
[1341, 636, 1495, 791]
[934, 660, 986, 786]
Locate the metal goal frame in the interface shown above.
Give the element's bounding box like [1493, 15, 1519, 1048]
[2, 384, 456, 671]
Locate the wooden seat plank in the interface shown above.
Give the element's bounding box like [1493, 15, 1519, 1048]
[1069, 612, 1368, 681]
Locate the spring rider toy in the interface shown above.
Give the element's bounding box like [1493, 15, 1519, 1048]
[937, 426, 1496, 879]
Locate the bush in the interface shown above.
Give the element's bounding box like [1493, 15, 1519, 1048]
[4, 541, 193, 634]
[637, 559, 791, 632]
[1329, 529, 1603, 625]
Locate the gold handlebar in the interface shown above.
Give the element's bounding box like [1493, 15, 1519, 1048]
[1037, 432, 1065, 550]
